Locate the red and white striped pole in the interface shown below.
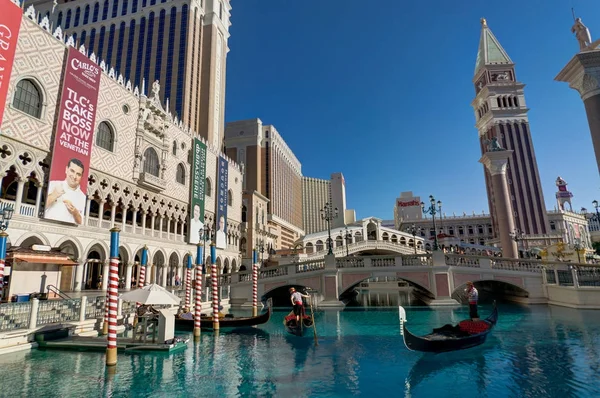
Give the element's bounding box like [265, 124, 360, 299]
[210, 243, 219, 330]
[193, 243, 204, 338]
[136, 246, 148, 313]
[0, 231, 8, 302]
[252, 248, 258, 317]
[106, 227, 120, 367]
[185, 254, 192, 310]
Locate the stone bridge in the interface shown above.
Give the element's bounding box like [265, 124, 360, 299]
[223, 252, 596, 307]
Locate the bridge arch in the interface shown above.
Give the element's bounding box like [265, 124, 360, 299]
[451, 280, 530, 303]
[339, 274, 435, 299]
[261, 283, 313, 307]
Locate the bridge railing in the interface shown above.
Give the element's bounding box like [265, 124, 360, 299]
[300, 239, 423, 261]
[541, 263, 600, 288]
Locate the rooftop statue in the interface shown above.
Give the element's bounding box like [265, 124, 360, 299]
[572, 17, 592, 50]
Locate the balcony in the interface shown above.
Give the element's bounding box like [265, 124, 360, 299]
[138, 172, 166, 192]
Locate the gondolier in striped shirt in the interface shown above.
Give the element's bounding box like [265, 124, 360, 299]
[289, 287, 310, 323]
[465, 281, 479, 321]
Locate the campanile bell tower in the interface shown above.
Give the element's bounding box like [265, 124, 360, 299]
[471, 18, 549, 237]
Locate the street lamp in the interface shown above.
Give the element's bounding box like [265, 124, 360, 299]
[339, 226, 352, 257]
[573, 238, 583, 263]
[0, 204, 15, 302]
[421, 195, 441, 251]
[406, 224, 422, 254]
[258, 239, 265, 265]
[509, 229, 524, 258]
[200, 223, 212, 274]
[320, 203, 339, 255]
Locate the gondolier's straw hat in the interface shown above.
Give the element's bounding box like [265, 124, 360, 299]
[466, 281, 474, 286]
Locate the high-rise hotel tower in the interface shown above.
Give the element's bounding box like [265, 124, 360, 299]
[32, 0, 231, 148]
[472, 19, 549, 237]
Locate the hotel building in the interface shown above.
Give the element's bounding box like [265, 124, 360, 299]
[0, 7, 242, 297]
[31, 0, 231, 147]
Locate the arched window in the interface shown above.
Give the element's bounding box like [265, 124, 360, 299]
[96, 121, 115, 151]
[143, 148, 160, 177]
[57, 11, 63, 26]
[241, 205, 247, 222]
[92, 2, 99, 23]
[65, 9, 72, 29]
[83, 5, 90, 24]
[227, 189, 233, 206]
[74, 7, 81, 27]
[206, 178, 212, 197]
[176, 163, 185, 184]
[172, 140, 177, 155]
[13, 79, 42, 118]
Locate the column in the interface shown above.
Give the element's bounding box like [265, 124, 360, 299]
[132, 210, 138, 234]
[141, 210, 147, 235]
[121, 206, 127, 230]
[101, 261, 110, 291]
[84, 197, 92, 226]
[146, 264, 153, 285]
[110, 203, 117, 228]
[158, 216, 163, 238]
[166, 216, 171, 240]
[161, 265, 168, 286]
[556, 48, 600, 175]
[151, 213, 157, 236]
[14, 178, 26, 215]
[125, 262, 133, 290]
[74, 258, 85, 292]
[34, 183, 43, 217]
[479, 150, 519, 258]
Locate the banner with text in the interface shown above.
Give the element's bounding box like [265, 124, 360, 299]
[44, 47, 101, 225]
[215, 156, 229, 249]
[0, 0, 23, 128]
[188, 138, 207, 244]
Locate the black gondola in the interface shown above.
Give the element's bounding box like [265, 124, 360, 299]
[283, 311, 313, 337]
[400, 302, 498, 353]
[175, 306, 271, 331]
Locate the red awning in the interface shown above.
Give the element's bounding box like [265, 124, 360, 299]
[7, 253, 78, 266]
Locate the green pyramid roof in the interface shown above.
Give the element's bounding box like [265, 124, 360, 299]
[474, 19, 513, 76]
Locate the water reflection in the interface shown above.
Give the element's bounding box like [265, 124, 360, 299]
[2, 306, 600, 397]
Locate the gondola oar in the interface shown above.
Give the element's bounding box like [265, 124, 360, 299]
[309, 295, 318, 346]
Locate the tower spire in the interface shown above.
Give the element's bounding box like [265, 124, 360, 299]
[474, 18, 513, 76]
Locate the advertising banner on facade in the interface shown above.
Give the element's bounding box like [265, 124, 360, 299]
[44, 47, 101, 224]
[215, 156, 229, 249]
[188, 138, 207, 244]
[0, 0, 23, 128]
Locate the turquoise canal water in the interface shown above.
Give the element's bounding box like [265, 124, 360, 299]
[2, 304, 600, 397]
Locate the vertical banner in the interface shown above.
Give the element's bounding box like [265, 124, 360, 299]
[44, 47, 101, 224]
[188, 138, 207, 244]
[0, 0, 23, 128]
[215, 156, 228, 249]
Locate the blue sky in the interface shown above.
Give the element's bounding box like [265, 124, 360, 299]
[224, 0, 600, 220]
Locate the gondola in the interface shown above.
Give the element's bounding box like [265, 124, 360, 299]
[175, 306, 272, 331]
[400, 302, 498, 353]
[283, 312, 313, 337]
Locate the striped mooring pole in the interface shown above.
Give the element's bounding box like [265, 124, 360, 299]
[185, 254, 193, 310]
[139, 246, 148, 288]
[194, 243, 203, 338]
[106, 227, 120, 367]
[252, 248, 258, 317]
[0, 231, 8, 302]
[210, 243, 219, 330]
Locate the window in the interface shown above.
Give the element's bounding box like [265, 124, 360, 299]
[96, 121, 115, 151]
[92, 2, 99, 22]
[57, 11, 63, 26]
[227, 189, 233, 206]
[550, 221, 556, 231]
[102, 0, 109, 20]
[65, 9, 72, 29]
[143, 12, 155, 84]
[206, 178, 212, 197]
[13, 79, 42, 118]
[83, 4, 90, 24]
[125, 19, 136, 79]
[74, 7, 81, 27]
[176, 163, 185, 184]
[172, 141, 177, 155]
[112, 0, 119, 17]
[143, 148, 160, 177]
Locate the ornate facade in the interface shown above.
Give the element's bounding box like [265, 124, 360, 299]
[0, 10, 242, 293]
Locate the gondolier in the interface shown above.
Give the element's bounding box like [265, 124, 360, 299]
[289, 287, 310, 323]
[466, 281, 479, 321]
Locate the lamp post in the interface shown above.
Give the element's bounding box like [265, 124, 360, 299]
[258, 239, 265, 266]
[406, 224, 422, 254]
[320, 203, 339, 255]
[573, 238, 583, 263]
[509, 229, 524, 258]
[339, 226, 352, 257]
[421, 195, 441, 251]
[0, 205, 15, 302]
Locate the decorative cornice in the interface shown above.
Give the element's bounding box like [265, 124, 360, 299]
[555, 50, 600, 100]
